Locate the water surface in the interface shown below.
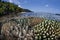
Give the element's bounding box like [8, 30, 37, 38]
[20, 12, 60, 21]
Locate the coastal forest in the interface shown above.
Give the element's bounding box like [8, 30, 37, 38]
[0, 0, 31, 16]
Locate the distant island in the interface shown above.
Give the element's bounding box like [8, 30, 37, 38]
[55, 14, 60, 16]
[0, 1, 32, 17]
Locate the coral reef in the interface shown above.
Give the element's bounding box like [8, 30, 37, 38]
[1, 17, 60, 40]
[34, 19, 60, 40]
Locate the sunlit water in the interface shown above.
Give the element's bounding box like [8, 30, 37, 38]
[20, 12, 60, 21]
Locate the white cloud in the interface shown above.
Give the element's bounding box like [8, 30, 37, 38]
[45, 4, 48, 7]
[19, 0, 28, 4]
[8, 0, 21, 7]
[9, 0, 13, 3]
[18, 5, 21, 7]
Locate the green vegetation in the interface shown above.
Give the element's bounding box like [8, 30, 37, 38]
[0, 1, 32, 16]
[34, 19, 60, 40]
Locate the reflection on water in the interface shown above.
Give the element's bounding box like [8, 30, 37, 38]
[20, 12, 60, 21]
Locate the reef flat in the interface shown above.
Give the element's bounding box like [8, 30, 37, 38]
[1, 17, 60, 40]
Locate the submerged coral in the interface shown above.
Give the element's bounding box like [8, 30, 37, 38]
[34, 19, 60, 40]
[1, 17, 60, 40]
[1, 18, 33, 40]
[1, 17, 43, 40]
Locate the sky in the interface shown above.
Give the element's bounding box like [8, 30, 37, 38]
[2, 0, 60, 13]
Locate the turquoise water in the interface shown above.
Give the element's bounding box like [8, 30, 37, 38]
[20, 12, 60, 21]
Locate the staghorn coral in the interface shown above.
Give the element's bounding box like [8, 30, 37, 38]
[1, 17, 42, 40]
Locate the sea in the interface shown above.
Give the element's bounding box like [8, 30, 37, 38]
[20, 12, 60, 21]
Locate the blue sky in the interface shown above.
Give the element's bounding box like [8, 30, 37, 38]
[2, 0, 60, 13]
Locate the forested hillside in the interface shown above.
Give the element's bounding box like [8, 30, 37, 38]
[0, 1, 31, 16]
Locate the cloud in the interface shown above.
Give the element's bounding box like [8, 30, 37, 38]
[9, 0, 13, 3]
[18, 5, 21, 7]
[8, 0, 21, 7]
[45, 4, 48, 7]
[4, 0, 28, 7]
[19, 0, 28, 4]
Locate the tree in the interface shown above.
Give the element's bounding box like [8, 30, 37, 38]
[0, 8, 4, 16]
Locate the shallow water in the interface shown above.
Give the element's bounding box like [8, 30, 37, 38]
[20, 12, 60, 21]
